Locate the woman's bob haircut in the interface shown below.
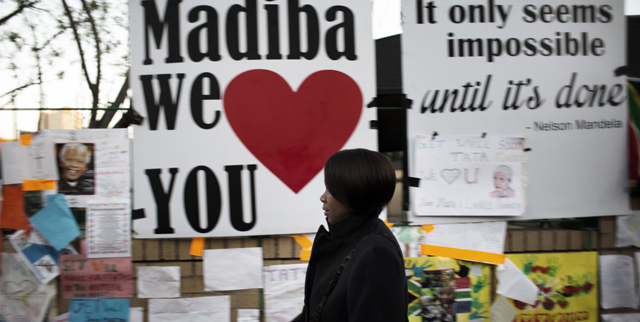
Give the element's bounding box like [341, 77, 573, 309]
[324, 148, 396, 217]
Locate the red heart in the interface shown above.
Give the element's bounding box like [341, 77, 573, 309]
[223, 69, 362, 193]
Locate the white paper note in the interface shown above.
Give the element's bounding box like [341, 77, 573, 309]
[149, 296, 230, 322]
[137, 266, 181, 298]
[52, 313, 69, 322]
[263, 263, 307, 322]
[616, 215, 640, 247]
[491, 295, 518, 322]
[495, 258, 539, 305]
[1, 141, 28, 184]
[600, 255, 639, 309]
[237, 309, 260, 322]
[130, 307, 144, 322]
[204, 247, 263, 291]
[601, 313, 640, 322]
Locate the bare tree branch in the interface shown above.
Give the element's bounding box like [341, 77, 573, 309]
[0, 0, 40, 26]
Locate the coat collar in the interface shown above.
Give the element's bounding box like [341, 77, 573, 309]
[323, 214, 379, 241]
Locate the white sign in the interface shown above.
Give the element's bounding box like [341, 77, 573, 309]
[403, 0, 627, 223]
[130, 0, 376, 237]
[413, 135, 525, 216]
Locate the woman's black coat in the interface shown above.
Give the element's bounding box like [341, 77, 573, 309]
[292, 214, 409, 322]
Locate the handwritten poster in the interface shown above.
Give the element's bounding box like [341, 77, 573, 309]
[60, 251, 132, 299]
[9, 229, 78, 284]
[413, 136, 525, 216]
[405, 257, 492, 322]
[68, 298, 130, 322]
[37, 129, 130, 208]
[599, 255, 639, 309]
[86, 200, 131, 258]
[263, 263, 308, 322]
[403, 0, 627, 224]
[505, 252, 598, 322]
[0, 253, 57, 322]
[148, 296, 230, 322]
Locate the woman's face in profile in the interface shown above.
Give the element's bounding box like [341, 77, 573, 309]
[320, 189, 350, 223]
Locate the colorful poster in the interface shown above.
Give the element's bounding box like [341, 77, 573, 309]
[86, 200, 131, 258]
[505, 252, 598, 322]
[263, 263, 308, 322]
[37, 129, 130, 208]
[60, 251, 133, 299]
[68, 298, 130, 322]
[9, 229, 78, 284]
[391, 226, 428, 258]
[0, 253, 57, 322]
[130, 0, 377, 238]
[403, 0, 627, 224]
[405, 257, 492, 322]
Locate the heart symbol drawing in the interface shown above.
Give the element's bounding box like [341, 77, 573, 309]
[224, 69, 362, 193]
[440, 169, 461, 184]
[2, 280, 37, 305]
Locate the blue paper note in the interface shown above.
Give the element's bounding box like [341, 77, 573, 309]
[69, 299, 130, 322]
[29, 194, 80, 251]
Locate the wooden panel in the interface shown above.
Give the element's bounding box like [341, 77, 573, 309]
[524, 231, 540, 251]
[161, 239, 177, 260]
[277, 237, 294, 259]
[540, 231, 554, 251]
[145, 240, 160, 261]
[554, 230, 568, 250]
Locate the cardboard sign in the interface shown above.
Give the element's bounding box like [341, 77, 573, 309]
[130, 0, 376, 237]
[403, 0, 627, 223]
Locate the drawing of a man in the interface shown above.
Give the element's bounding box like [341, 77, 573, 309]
[57, 143, 94, 195]
[490, 165, 515, 198]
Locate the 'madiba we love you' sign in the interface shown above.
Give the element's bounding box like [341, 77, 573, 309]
[130, 0, 376, 238]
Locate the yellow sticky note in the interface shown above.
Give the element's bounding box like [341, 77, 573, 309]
[22, 180, 56, 191]
[300, 249, 311, 261]
[421, 224, 435, 233]
[292, 235, 313, 250]
[189, 237, 205, 256]
[20, 134, 32, 145]
[384, 220, 394, 228]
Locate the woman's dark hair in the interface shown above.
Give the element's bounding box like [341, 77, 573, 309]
[324, 148, 396, 216]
